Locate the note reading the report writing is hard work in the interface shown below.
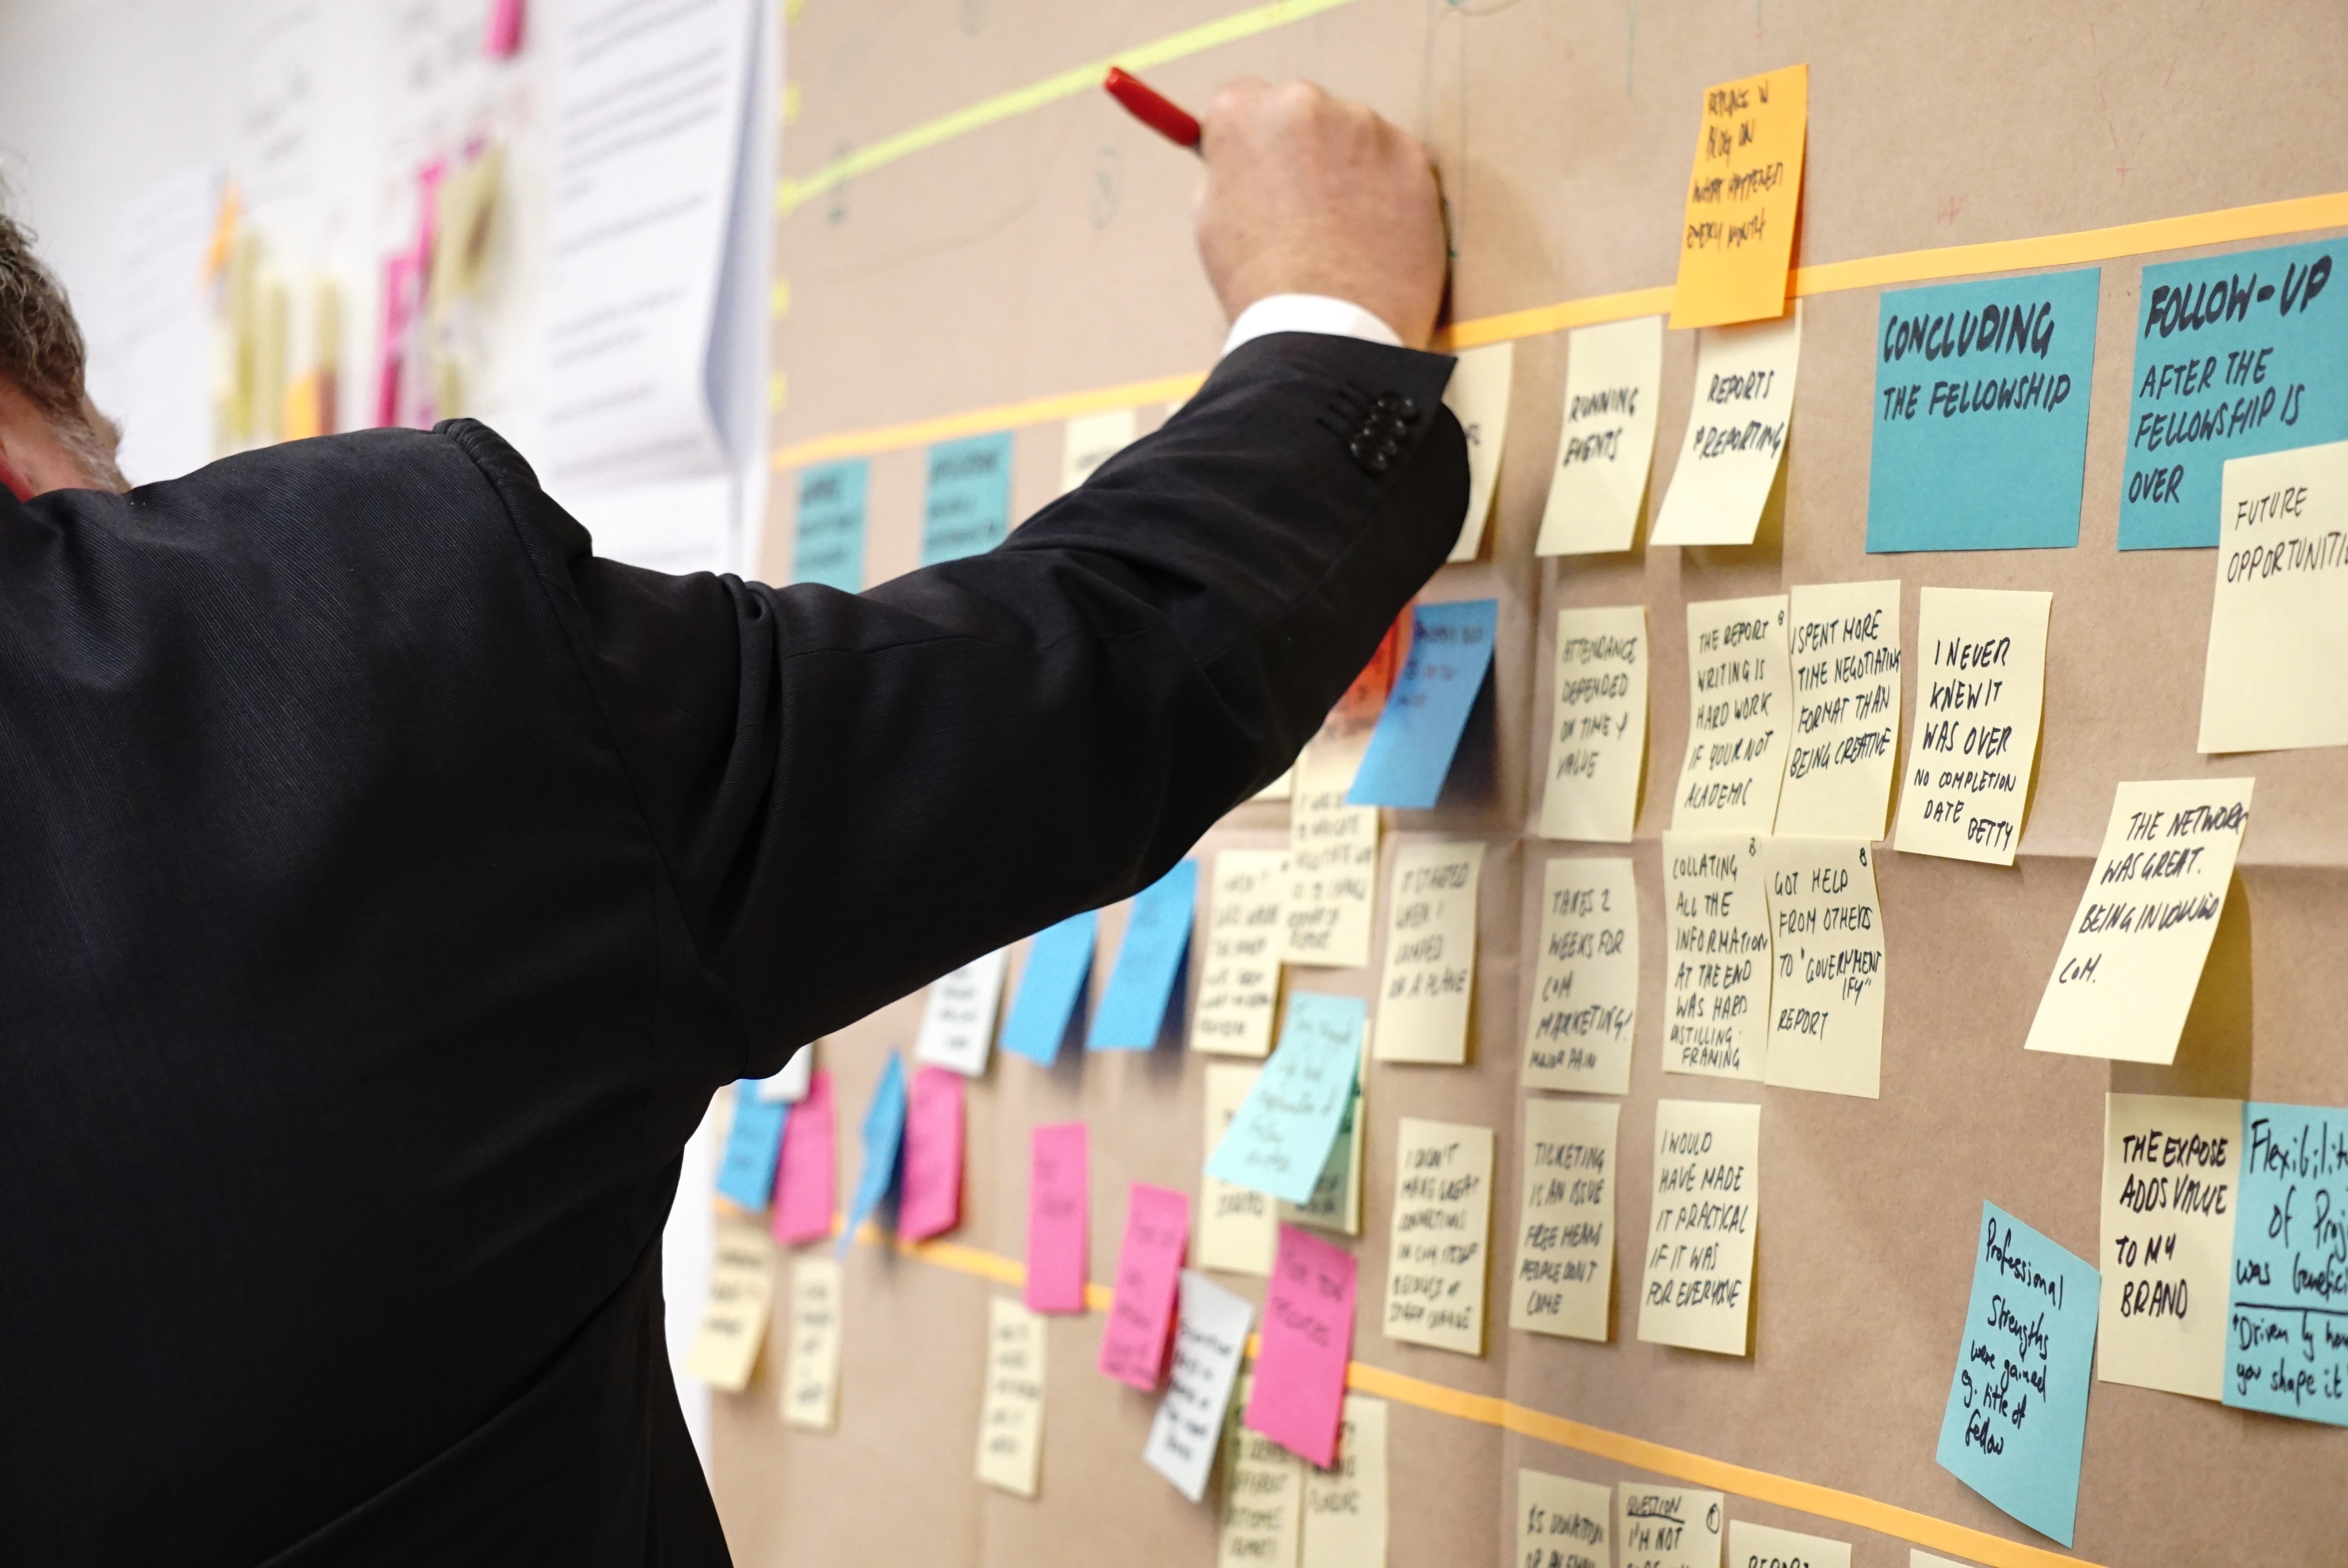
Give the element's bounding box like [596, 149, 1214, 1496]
[1192, 850, 1286, 1058]
[1026, 1122, 1089, 1313]
[974, 1296, 1047, 1498]
[1443, 342, 1514, 561]
[1247, 1224, 1357, 1468]
[1206, 993, 1367, 1206]
[1300, 1396, 1388, 1568]
[1670, 63, 1808, 329]
[792, 458, 866, 591]
[1775, 580, 1902, 839]
[1651, 308, 1802, 546]
[1618, 1483, 1724, 1568]
[2225, 1102, 2348, 1427]
[2023, 778, 2252, 1064]
[998, 910, 1094, 1067]
[1373, 840, 1484, 1065]
[837, 1053, 908, 1257]
[1540, 606, 1649, 843]
[1729, 1523, 1848, 1568]
[1759, 838, 1886, 1100]
[780, 1256, 843, 1430]
[1199, 1064, 1277, 1275]
[1278, 1040, 1363, 1237]
[1060, 406, 1137, 494]
[1524, 856, 1638, 1095]
[1892, 587, 2051, 865]
[1638, 1100, 1760, 1356]
[1935, 1201, 2098, 1546]
[1673, 596, 1791, 832]
[895, 1067, 962, 1242]
[921, 431, 1012, 565]
[2100, 1092, 2241, 1402]
[1089, 859, 1197, 1050]
[1661, 834, 1770, 1081]
[1219, 1378, 1305, 1568]
[913, 947, 1008, 1077]
[1518, 1469, 1611, 1568]
[1350, 599, 1501, 810]
[1510, 1097, 1619, 1343]
[2200, 439, 2348, 753]
[684, 1219, 777, 1392]
[1539, 316, 1665, 555]
[1866, 270, 2101, 552]
[770, 1068, 835, 1246]
[1144, 1270, 1254, 1502]
[1382, 1118, 1495, 1355]
[1099, 1183, 1190, 1390]
[714, 1085, 788, 1210]
[2120, 237, 2348, 549]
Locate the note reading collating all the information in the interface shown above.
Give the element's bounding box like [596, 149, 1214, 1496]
[1638, 1100, 1760, 1357]
[1651, 308, 1802, 546]
[1539, 606, 1649, 843]
[1673, 596, 1791, 832]
[1538, 316, 1665, 555]
[1893, 587, 2050, 865]
[1661, 834, 1770, 1081]
[1523, 856, 1638, 1096]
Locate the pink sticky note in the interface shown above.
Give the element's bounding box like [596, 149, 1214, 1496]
[770, 1069, 836, 1246]
[897, 1067, 964, 1242]
[1025, 1122, 1090, 1313]
[1098, 1183, 1191, 1389]
[1247, 1224, 1357, 1467]
[483, 0, 526, 58]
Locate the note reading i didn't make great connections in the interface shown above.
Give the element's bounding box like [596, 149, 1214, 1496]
[1206, 993, 1367, 1206]
[1523, 856, 1639, 1096]
[1651, 307, 1803, 546]
[1775, 579, 1902, 839]
[1759, 838, 1887, 1100]
[1674, 595, 1791, 832]
[1538, 316, 1665, 555]
[1510, 1097, 1620, 1343]
[1893, 587, 2051, 865]
[1191, 850, 1286, 1058]
[2099, 1092, 2242, 1403]
[1382, 1118, 1495, 1355]
[1539, 605, 1649, 843]
[1373, 840, 1484, 1065]
[1669, 63, 1808, 329]
[2198, 438, 2348, 754]
[2225, 1102, 2348, 1428]
[1662, 833, 1770, 1081]
[1638, 1100, 1760, 1357]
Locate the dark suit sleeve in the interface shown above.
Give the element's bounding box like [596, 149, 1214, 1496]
[475, 331, 1465, 1074]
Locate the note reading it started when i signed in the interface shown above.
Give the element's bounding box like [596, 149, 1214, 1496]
[1381, 1118, 1495, 1355]
[1637, 1100, 1760, 1357]
[1523, 855, 1638, 1096]
[1673, 595, 1791, 832]
[1539, 606, 1649, 843]
[1892, 587, 2050, 866]
[1650, 308, 1802, 547]
[1373, 840, 1484, 1065]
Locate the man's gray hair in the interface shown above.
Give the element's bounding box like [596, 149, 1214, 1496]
[0, 203, 128, 492]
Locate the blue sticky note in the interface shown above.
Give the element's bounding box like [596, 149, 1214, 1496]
[837, 1052, 909, 1257]
[792, 459, 867, 591]
[713, 1086, 789, 1210]
[921, 431, 1014, 564]
[1865, 269, 2100, 552]
[1202, 993, 1364, 1205]
[2225, 1103, 2348, 1426]
[1088, 860, 1198, 1050]
[2120, 239, 2348, 549]
[1934, 1201, 2099, 1546]
[1347, 599, 1500, 809]
[999, 910, 1096, 1066]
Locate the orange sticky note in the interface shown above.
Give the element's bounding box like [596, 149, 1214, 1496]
[1669, 64, 1808, 329]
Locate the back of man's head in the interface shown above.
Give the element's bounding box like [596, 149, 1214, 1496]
[0, 205, 128, 495]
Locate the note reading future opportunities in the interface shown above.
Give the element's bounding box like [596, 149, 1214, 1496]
[2198, 438, 2348, 754]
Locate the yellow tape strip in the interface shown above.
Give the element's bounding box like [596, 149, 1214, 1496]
[776, 0, 1361, 215]
[775, 371, 1207, 472]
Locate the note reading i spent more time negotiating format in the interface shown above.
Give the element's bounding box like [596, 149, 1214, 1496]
[1537, 316, 1665, 555]
[1775, 579, 1902, 839]
[1190, 849, 1286, 1058]
[1539, 605, 1649, 843]
[1759, 837, 1887, 1100]
[1381, 1118, 1495, 1355]
[1523, 856, 1638, 1096]
[1509, 1097, 1619, 1343]
[2099, 1092, 2241, 1403]
[2199, 439, 2348, 754]
[1650, 306, 1803, 546]
[1669, 63, 1808, 329]
[1661, 834, 1769, 1082]
[1674, 595, 1792, 832]
[1892, 586, 2051, 865]
[1638, 1099, 1760, 1357]
[1443, 342, 1514, 561]
[1373, 840, 1484, 1065]
[2023, 778, 2253, 1065]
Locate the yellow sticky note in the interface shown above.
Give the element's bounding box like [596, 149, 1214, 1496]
[1669, 64, 1808, 329]
[1729, 1521, 1848, 1568]
[1253, 765, 1296, 802]
[1199, 1064, 1278, 1276]
[1284, 768, 1379, 968]
[1218, 1377, 1305, 1568]
[780, 1256, 843, 1430]
[1618, 1483, 1724, 1568]
[1300, 1396, 1387, 1568]
[2200, 439, 2348, 753]
[1444, 342, 1515, 563]
[1539, 606, 1649, 844]
[1776, 580, 1903, 839]
[1509, 1097, 1620, 1342]
[1759, 838, 1886, 1100]
[1637, 1100, 1760, 1356]
[1661, 833, 1770, 1081]
[2023, 778, 2253, 1064]
[1278, 1040, 1366, 1237]
[1893, 587, 2051, 865]
[1193, 850, 1289, 1058]
[974, 1296, 1046, 1497]
[1673, 596, 1792, 832]
[1373, 841, 1485, 1065]
[1060, 407, 1139, 496]
[683, 1219, 777, 1392]
[2098, 1092, 2242, 1401]
[1381, 1118, 1495, 1355]
[1538, 315, 1666, 556]
[1518, 1469, 1613, 1568]
[1649, 307, 1802, 546]
[1523, 856, 1638, 1095]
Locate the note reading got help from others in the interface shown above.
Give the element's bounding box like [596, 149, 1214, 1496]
[685, 1219, 777, 1392]
[1669, 64, 1808, 328]
[1191, 850, 1286, 1058]
[2023, 778, 2252, 1065]
[1538, 316, 1665, 555]
[913, 948, 1008, 1077]
[1651, 308, 1803, 547]
[1206, 993, 1368, 1206]
[780, 1256, 843, 1430]
[974, 1296, 1046, 1498]
[1518, 1469, 1611, 1568]
[1759, 838, 1886, 1100]
[1373, 840, 1484, 1065]
[1539, 605, 1649, 843]
[1729, 1522, 1848, 1568]
[1382, 1118, 1496, 1355]
[1143, 1270, 1254, 1502]
[1618, 1483, 1724, 1568]
[1198, 1063, 1276, 1276]
[2099, 1092, 2241, 1402]
[1510, 1097, 1620, 1342]
[2225, 1102, 2348, 1427]
[1775, 580, 1902, 839]
[1674, 596, 1791, 832]
[1662, 834, 1770, 1081]
[1523, 855, 1638, 1096]
[1892, 587, 2051, 865]
[1638, 1100, 1760, 1356]
[1248, 1225, 1358, 1468]
[1443, 341, 1515, 561]
[2199, 439, 2348, 753]
[1060, 406, 1137, 494]
[1299, 1397, 1389, 1568]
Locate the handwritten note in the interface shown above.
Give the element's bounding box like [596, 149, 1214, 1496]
[1729, 1522, 1848, 1568]
[1525, 856, 1638, 1095]
[1144, 1270, 1255, 1501]
[1199, 1064, 1277, 1276]
[1220, 1378, 1306, 1567]
[1444, 341, 1515, 561]
[1373, 840, 1485, 1065]
[1061, 406, 1137, 494]
[2099, 1092, 2241, 1401]
[1249, 1224, 1358, 1467]
[684, 1219, 777, 1392]
[1383, 1118, 1496, 1355]
[1300, 1396, 1388, 1568]
[1759, 838, 1887, 1100]
[1892, 587, 2051, 865]
[1638, 1100, 1761, 1356]
[1090, 859, 1198, 1050]
[1279, 1046, 1364, 1237]
[922, 431, 1012, 565]
[999, 910, 1095, 1067]
[913, 947, 1008, 1077]
[1350, 599, 1501, 810]
[1540, 605, 1649, 843]
[1206, 993, 1367, 1206]
[1510, 1097, 1620, 1342]
[1539, 316, 1666, 555]
[837, 1053, 908, 1257]
[1518, 1469, 1612, 1568]
[1024, 1122, 1089, 1313]
[791, 457, 866, 591]
[1775, 580, 1902, 839]
[1662, 834, 1770, 1081]
[2225, 1102, 2348, 1427]
[1935, 1201, 2098, 1546]
[771, 1068, 836, 1246]
[2199, 439, 2348, 752]
[780, 1256, 843, 1430]
[1100, 1183, 1191, 1390]
[897, 1066, 964, 1242]
[1651, 310, 1803, 546]
[1285, 772, 1380, 968]
[974, 1296, 1047, 1498]
[2023, 778, 2253, 1064]
[1673, 595, 1791, 831]
[1618, 1484, 1724, 1568]
[1670, 63, 1807, 328]
[1193, 850, 1286, 1058]
[715, 1085, 789, 1210]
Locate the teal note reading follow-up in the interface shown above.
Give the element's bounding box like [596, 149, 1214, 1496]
[922, 432, 1014, 565]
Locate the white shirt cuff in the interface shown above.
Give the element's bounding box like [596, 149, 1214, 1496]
[1219, 294, 1405, 358]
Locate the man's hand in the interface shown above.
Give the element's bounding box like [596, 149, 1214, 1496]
[1194, 80, 1448, 351]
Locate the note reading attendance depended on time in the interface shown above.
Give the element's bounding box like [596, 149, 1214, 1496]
[1538, 316, 1665, 555]
[1650, 307, 1803, 546]
[1373, 840, 1484, 1065]
[1443, 341, 1514, 561]
[1381, 1118, 1495, 1355]
[1892, 587, 2051, 865]
[2099, 1092, 2241, 1402]
[1191, 850, 1286, 1058]
[1673, 595, 1792, 832]
[1776, 579, 1902, 839]
[1661, 834, 1770, 1082]
[2023, 778, 2253, 1065]
[1669, 63, 1808, 329]
[1759, 838, 1887, 1100]
[1539, 605, 1649, 843]
[1144, 1270, 1254, 1502]
[1205, 993, 1368, 1206]
[2200, 439, 2348, 754]
[1638, 1099, 1760, 1356]
[1509, 1097, 1619, 1342]
[1517, 1469, 1611, 1568]
[1523, 856, 1638, 1096]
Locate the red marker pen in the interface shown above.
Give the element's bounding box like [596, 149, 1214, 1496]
[1103, 66, 1202, 153]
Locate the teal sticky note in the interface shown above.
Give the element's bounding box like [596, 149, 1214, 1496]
[1347, 599, 1499, 809]
[1088, 860, 1198, 1050]
[836, 1052, 908, 1257]
[1202, 993, 1364, 1205]
[922, 432, 1014, 564]
[1865, 269, 2100, 551]
[792, 459, 867, 591]
[2225, 1103, 2348, 1426]
[2120, 239, 2347, 549]
[1000, 910, 1096, 1066]
[1934, 1201, 2099, 1546]
[713, 1086, 789, 1210]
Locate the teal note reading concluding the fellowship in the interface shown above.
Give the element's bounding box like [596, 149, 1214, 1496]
[2225, 1102, 2348, 1427]
[792, 458, 867, 591]
[922, 432, 1014, 564]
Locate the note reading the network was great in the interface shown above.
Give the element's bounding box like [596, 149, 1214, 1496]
[1759, 838, 1887, 1100]
[1775, 579, 1903, 839]
[1205, 993, 1367, 1206]
[1099, 1183, 1191, 1391]
[792, 458, 866, 591]
[2099, 1093, 2241, 1402]
[974, 1296, 1047, 1498]
[1444, 342, 1515, 561]
[1198, 1064, 1277, 1276]
[1673, 595, 1792, 832]
[1382, 1118, 1496, 1355]
[1144, 1270, 1255, 1502]
[1729, 1523, 1849, 1568]
[1089, 859, 1197, 1050]
[1248, 1225, 1358, 1468]
[1523, 856, 1639, 1096]
[2200, 439, 2348, 753]
[1651, 308, 1803, 546]
[684, 1219, 777, 1392]
[1060, 406, 1138, 494]
[1618, 1484, 1724, 1568]
[998, 911, 1095, 1067]
[913, 948, 1008, 1077]
[1191, 850, 1286, 1058]
[1540, 605, 1649, 843]
[1669, 63, 1808, 329]
[1300, 1396, 1389, 1568]
[1539, 316, 1666, 555]
[780, 1256, 843, 1430]
[2023, 778, 2253, 1065]
[1219, 1377, 1305, 1567]
[896, 1066, 964, 1242]
[922, 431, 1013, 564]
[1892, 587, 2051, 866]
[2225, 1102, 2348, 1427]
[1373, 840, 1485, 1065]
[1350, 599, 1502, 810]
[1662, 834, 1770, 1081]
[1510, 1097, 1620, 1343]
[1638, 1100, 1761, 1357]
[1518, 1469, 1612, 1568]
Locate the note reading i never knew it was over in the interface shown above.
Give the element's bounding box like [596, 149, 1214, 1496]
[1673, 595, 1791, 832]
[1669, 63, 1808, 329]
[1538, 316, 1665, 556]
[1539, 605, 1649, 843]
[1509, 1097, 1619, 1343]
[1523, 855, 1638, 1096]
[1650, 307, 1803, 548]
[1892, 586, 2051, 866]
[1637, 1100, 1760, 1357]
[1661, 833, 1770, 1082]
[1774, 579, 1902, 839]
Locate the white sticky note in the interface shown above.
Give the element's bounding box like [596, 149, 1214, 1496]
[1759, 838, 1887, 1100]
[1518, 1469, 1613, 1568]
[1193, 849, 1288, 1058]
[755, 1046, 814, 1103]
[2023, 778, 2253, 1064]
[1144, 1270, 1257, 1502]
[1218, 1376, 1305, 1568]
[1538, 314, 1666, 555]
[1540, 606, 1650, 843]
[2200, 440, 2348, 753]
[1523, 856, 1639, 1096]
[1509, 1097, 1620, 1342]
[780, 1256, 843, 1430]
[974, 1296, 1047, 1498]
[1444, 341, 1515, 562]
[1381, 1118, 1496, 1355]
[1284, 769, 1380, 969]
[1199, 1064, 1278, 1276]
[1618, 1483, 1724, 1568]
[1061, 407, 1139, 494]
[1728, 1521, 1848, 1568]
[1651, 306, 1802, 548]
[684, 1219, 777, 1392]
[1373, 840, 1485, 1065]
[1911, 1555, 1975, 1568]
[1636, 1100, 1760, 1357]
[1299, 1396, 1388, 1568]
[913, 947, 1009, 1077]
[1673, 595, 1793, 832]
[2098, 1092, 2242, 1401]
[1661, 833, 1770, 1081]
[1892, 587, 2051, 866]
[1776, 580, 1903, 839]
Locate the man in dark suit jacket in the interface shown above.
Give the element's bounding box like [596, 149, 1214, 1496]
[0, 81, 1465, 1564]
